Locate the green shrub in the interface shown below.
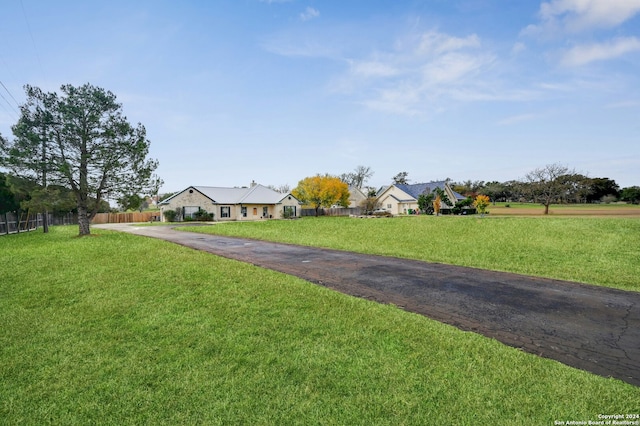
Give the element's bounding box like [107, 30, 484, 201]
[163, 209, 177, 222]
[193, 208, 213, 221]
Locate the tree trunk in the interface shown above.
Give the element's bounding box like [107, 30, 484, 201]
[41, 126, 49, 234]
[77, 205, 91, 236]
[42, 210, 49, 234]
[544, 203, 550, 215]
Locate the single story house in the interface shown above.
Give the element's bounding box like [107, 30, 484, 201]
[159, 182, 301, 222]
[376, 181, 467, 215]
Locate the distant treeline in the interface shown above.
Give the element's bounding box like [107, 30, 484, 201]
[0, 172, 111, 216]
[449, 177, 639, 204]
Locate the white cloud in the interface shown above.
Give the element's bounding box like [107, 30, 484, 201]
[421, 52, 488, 85]
[497, 113, 537, 125]
[526, 0, 640, 35]
[349, 60, 399, 78]
[561, 37, 640, 66]
[512, 42, 527, 54]
[537, 82, 574, 91]
[360, 84, 423, 116]
[338, 30, 498, 115]
[266, 25, 548, 116]
[300, 7, 319, 22]
[417, 31, 481, 55]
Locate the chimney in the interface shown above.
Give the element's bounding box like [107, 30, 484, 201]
[250, 180, 257, 187]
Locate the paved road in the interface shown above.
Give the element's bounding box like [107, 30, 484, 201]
[95, 223, 640, 387]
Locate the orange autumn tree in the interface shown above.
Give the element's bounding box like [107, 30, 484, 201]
[474, 194, 490, 216]
[433, 194, 442, 215]
[293, 174, 350, 216]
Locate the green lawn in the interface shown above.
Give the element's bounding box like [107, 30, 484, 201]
[1, 226, 638, 424]
[183, 215, 640, 292]
[489, 202, 640, 215]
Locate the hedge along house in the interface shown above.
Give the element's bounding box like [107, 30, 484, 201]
[159, 182, 301, 222]
[376, 181, 467, 215]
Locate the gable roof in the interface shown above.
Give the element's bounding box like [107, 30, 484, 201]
[348, 186, 367, 198]
[394, 181, 466, 201]
[160, 184, 298, 205]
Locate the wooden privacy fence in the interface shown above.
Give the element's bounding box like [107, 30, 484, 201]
[91, 212, 160, 224]
[301, 207, 363, 217]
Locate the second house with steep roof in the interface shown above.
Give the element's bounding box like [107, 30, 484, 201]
[376, 181, 467, 215]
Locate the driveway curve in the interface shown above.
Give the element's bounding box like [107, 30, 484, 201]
[95, 223, 640, 387]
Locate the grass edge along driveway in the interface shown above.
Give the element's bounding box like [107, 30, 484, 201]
[1, 226, 638, 424]
[182, 215, 640, 292]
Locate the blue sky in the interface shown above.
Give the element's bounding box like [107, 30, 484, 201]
[1, 0, 639, 192]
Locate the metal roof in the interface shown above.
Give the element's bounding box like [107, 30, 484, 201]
[160, 184, 295, 205]
[394, 181, 466, 201]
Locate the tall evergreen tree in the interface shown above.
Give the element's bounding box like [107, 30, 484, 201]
[3, 83, 159, 235]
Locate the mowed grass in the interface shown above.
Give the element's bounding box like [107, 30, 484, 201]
[490, 202, 640, 216]
[184, 215, 640, 292]
[2, 227, 638, 424]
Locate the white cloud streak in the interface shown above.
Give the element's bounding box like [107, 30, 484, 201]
[336, 30, 499, 115]
[561, 37, 640, 66]
[421, 52, 488, 85]
[524, 0, 640, 36]
[417, 32, 480, 55]
[540, 0, 640, 32]
[300, 7, 320, 22]
[497, 113, 538, 126]
[349, 60, 399, 78]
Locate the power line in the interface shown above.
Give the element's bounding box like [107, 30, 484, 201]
[0, 81, 20, 120]
[0, 98, 18, 122]
[20, 0, 48, 85]
[0, 80, 20, 109]
[0, 90, 19, 121]
[0, 53, 23, 106]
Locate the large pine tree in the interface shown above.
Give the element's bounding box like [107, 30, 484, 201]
[3, 83, 159, 235]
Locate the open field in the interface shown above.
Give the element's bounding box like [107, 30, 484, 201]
[184, 215, 640, 292]
[489, 202, 640, 216]
[1, 226, 638, 424]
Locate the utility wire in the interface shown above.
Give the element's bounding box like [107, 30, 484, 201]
[0, 36, 22, 124]
[20, 0, 48, 86]
[0, 80, 21, 110]
[0, 90, 19, 120]
[0, 97, 18, 122]
[0, 53, 23, 110]
[0, 81, 20, 118]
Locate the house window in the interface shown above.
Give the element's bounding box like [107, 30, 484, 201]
[263, 206, 268, 218]
[221, 206, 230, 218]
[283, 205, 296, 217]
[241, 207, 247, 218]
[387, 204, 392, 209]
[183, 206, 199, 220]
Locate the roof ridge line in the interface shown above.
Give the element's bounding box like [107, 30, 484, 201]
[237, 184, 262, 203]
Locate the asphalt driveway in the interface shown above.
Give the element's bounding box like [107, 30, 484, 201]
[95, 223, 640, 387]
